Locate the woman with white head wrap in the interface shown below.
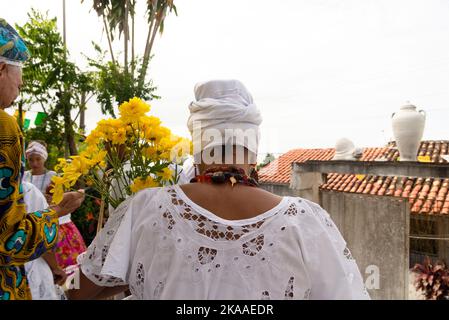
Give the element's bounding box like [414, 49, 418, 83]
[72, 80, 369, 300]
[23, 140, 56, 195]
[24, 140, 87, 271]
[188, 79, 262, 166]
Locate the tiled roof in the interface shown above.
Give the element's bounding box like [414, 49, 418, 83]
[259, 140, 449, 215]
[376, 140, 449, 163]
[258, 147, 388, 184]
[321, 175, 449, 215]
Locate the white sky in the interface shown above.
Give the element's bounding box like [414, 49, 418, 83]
[3, 0, 449, 159]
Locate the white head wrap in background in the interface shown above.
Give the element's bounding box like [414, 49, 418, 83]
[187, 80, 262, 164]
[25, 141, 48, 161]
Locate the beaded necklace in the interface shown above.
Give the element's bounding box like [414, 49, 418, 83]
[190, 165, 259, 188]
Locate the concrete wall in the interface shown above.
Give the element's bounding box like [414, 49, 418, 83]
[260, 183, 298, 197]
[320, 191, 410, 300]
[290, 172, 324, 203]
[260, 182, 315, 199]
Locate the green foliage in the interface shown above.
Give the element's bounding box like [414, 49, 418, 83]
[24, 123, 86, 170]
[71, 188, 102, 246]
[257, 153, 275, 170]
[86, 44, 159, 117]
[81, 0, 177, 107]
[24, 119, 64, 170]
[83, 0, 177, 40]
[16, 9, 94, 156]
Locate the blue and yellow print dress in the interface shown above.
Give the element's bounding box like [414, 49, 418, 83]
[0, 110, 59, 300]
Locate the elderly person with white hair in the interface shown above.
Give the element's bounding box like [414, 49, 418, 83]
[0, 18, 84, 300]
[69, 80, 369, 300]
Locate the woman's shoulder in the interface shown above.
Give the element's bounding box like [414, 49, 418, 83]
[282, 197, 336, 231]
[286, 197, 327, 215]
[117, 186, 168, 216]
[0, 110, 20, 137]
[0, 109, 17, 128]
[132, 186, 167, 202]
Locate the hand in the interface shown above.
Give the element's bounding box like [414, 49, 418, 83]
[44, 193, 53, 204]
[52, 267, 68, 286]
[52, 190, 85, 217]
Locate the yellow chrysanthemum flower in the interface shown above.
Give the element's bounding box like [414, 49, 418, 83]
[90, 150, 108, 166]
[50, 176, 68, 204]
[111, 128, 127, 145]
[169, 137, 192, 163]
[142, 146, 157, 160]
[157, 167, 174, 182]
[69, 155, 92, 175]
[86, 129, 104, 147]
[129, 176, 159, 193]
[119, 97, 151, 123]
[54, 158, 68, 171]
[50, 184, 64, 205]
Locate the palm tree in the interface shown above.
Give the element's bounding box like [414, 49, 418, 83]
[82, 0, 177, 90]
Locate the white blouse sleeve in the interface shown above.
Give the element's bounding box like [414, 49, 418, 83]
[79, 188, 159, 287]
[299, 200, 370, 300]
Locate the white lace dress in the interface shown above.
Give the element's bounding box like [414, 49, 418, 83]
[79, 185, 370, 300]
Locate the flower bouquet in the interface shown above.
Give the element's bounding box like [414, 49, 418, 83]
[51, 97, 191, 213]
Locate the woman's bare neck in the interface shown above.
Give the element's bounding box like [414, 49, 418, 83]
[179, 183, 283, 221]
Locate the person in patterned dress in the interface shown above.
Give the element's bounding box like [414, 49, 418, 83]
[0, 18, 85, 300]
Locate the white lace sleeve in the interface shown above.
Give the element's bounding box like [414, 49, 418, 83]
[300, 200, 370, 300]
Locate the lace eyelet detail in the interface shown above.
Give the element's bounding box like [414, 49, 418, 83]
[303, 288, 311, 300]
[343, 247, 354, 260]
[242, 234, 265, 256]
[285, 203, 298, 216]
[284, 276, 295, 299]
[261, 290, 270, 300]
[167, 187, 268, 241]
[198, 247, 218, 265]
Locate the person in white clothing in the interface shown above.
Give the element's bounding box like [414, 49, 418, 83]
[23, 182, 67, 300]
[69, 80, 370, 300]
[23, 141, 57, 201]
[24, 140, 87, 270]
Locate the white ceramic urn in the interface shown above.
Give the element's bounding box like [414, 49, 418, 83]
[391, 104, 426, 161]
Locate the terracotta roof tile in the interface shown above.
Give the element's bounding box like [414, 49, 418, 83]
[401, 179, 413, 198]
[442, 194, 449, 214]
[258, 148, 335, 184]
[385, 176, 398, 196]
[259, 140, 449, 215]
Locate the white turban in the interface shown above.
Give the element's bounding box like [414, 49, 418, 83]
[25, 141, 48, 161]
[187, 80, 262, 164]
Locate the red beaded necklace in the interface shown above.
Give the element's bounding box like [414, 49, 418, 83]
[190, 165, 259, 188]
